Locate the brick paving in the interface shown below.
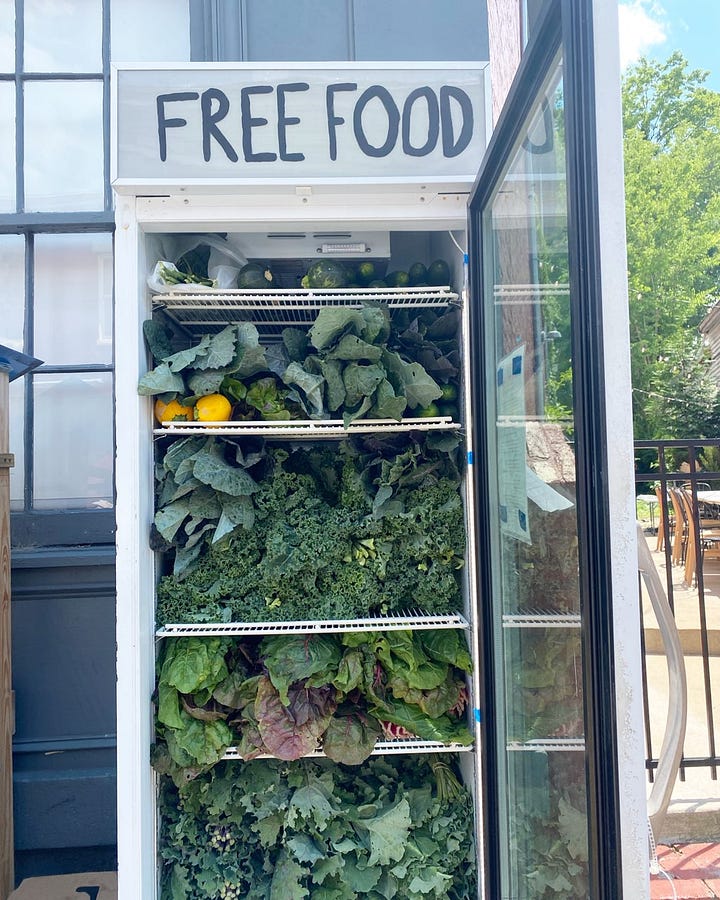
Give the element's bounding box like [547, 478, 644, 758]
[651, 844, 720, 898]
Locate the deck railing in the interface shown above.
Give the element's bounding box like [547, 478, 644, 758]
[635, 439, 720, 781]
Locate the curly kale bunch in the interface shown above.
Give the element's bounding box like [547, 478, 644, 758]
[158, 756, 477, 900]
[156, 435, 465, 624]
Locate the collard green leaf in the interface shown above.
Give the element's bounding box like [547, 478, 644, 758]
[143, 318, 175, 362]
[326, 334, 384, 362]
[155, 500, 191, 543]
[197, 326, 238, 370]
[342, 362, 385, 409]
[192, 440, 259, 497]
[371, 378, 407, 421]
[309, 307, 367, 351]
[137, 361, 186, 396]
[283, 362, 326, 418]
[359, 305, 391, 344]
[282, 327, 310, 362]
[166, 333, 213, 372]
[186, 370, 225, 397]
[319, 358, 346, 412]
[381, 350, 442, 410]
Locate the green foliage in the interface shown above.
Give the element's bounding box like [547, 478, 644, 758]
[622, 53, 720, 438]
[155, 436, 465, 619]
[154, 631, 472, 778]
[157, 756, 477, 899]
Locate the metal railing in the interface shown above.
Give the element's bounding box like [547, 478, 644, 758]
[635, 439, 720, 781]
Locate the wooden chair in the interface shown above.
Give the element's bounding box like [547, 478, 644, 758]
[654, 484, 673, 552]
[680, 488, 720, 587]
[669, 488, 688, 567]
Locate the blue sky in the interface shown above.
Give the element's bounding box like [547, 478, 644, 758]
[618, 0, 720, 90]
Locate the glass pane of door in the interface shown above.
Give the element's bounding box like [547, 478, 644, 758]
[479, 53, 591, 899]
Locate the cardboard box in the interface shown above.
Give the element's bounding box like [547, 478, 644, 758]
[9, 872, 117, 899]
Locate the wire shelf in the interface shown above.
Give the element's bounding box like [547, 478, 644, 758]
[506, 739, 586, 752]
[502, 612, 581, 628]
[222, 740, 474, 761]
[155, 416, 460, 439]
[157, 613, 470, 639]
[153, 285, 460, 335]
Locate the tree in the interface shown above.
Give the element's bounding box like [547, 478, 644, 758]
[622, 52, 720, 438]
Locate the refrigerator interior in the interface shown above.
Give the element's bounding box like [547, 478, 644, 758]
[139, 222, 486, 898]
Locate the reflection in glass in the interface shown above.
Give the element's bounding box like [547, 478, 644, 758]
[481, 56, 590, 897]
[0, 235, 24, 350]
[24, 81, 104, 211]
[9, 377, 24, 510]
[33, 371, 113, 509]
[24, 0, 102, 72]
[34, 233, 113, 365]
[0, 0, 13, 71]
[0, 83, 15, 212]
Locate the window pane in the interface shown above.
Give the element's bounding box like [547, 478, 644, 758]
[24, 80, 104, 211]
[24, 0, 102, 72]
[0, 234, 24, 350]
[0, 83, 15, 211]
[34, 233, 113, 365]
[9, 377, 24, 511]
[33, 371, 113, 509]
[111, 0, 190, 62]
[0, 0, 13, 71]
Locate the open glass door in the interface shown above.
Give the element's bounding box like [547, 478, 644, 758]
[468, 1, 641, 898]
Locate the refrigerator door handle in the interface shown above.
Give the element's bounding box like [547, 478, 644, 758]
[636, 522, 687, 840]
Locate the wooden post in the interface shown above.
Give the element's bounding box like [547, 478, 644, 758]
[0, 365, 14, 899]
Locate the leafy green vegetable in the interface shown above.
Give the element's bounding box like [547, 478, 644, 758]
[155, 436, 465, 612]
[157, 755, 477, 899]
[140, 301, 453, 424]
[153, 629, 472, 776]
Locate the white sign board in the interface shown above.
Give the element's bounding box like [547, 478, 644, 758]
[112, 63, 487, 185]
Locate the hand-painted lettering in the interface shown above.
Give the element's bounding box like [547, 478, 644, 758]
[277, 82, 309, 162]
[201, 88, 238, 162]
[156, 92, 199, 161]
[401, 86, 439, 157]
[440, 85, 474, 158]
[326, 83, 357, 161]
[353, 85, 400, 158]
[240, 84, 277, 162]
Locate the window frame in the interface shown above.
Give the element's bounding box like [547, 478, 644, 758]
[1, 0, 116, 547]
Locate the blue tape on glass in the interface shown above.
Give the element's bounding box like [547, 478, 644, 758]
[474, 708, 482, 723]
[467, 450, 473, 465]
[463, 253, 469, 265]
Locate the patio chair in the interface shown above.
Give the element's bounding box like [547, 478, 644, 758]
[679, 488, 720, 588]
